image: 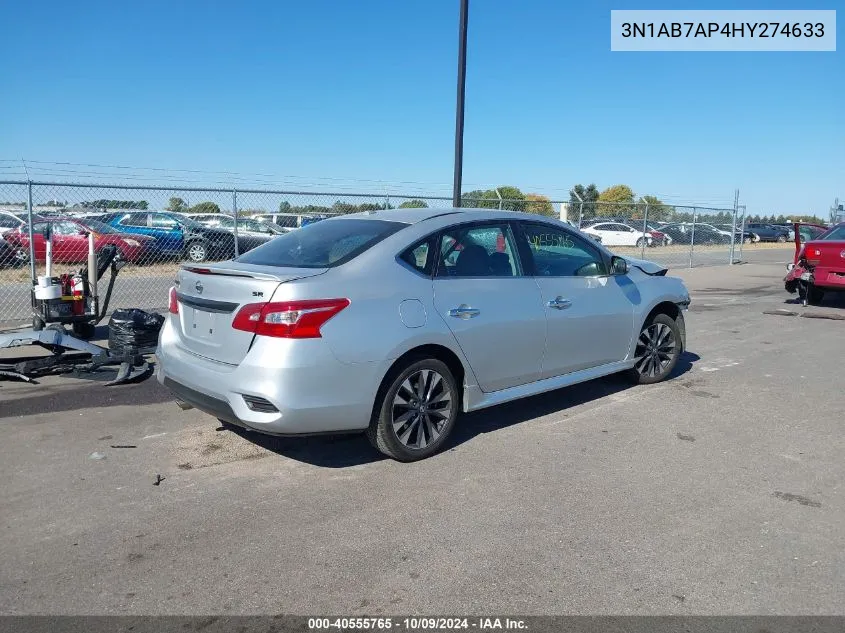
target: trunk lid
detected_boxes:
[173,262,328,365]
[805,240,845,268]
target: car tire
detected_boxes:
[743,236,751,244]
[367,358,459,462]
[186,241,208,262]
[32,315,45,331]
[776,235,787,243]
[628,313,681,385]
[636,237,646,248]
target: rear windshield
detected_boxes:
[82,219,121,234]
[236,218,406,268]
[816,225,845,240]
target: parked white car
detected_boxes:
[582,222,653,247]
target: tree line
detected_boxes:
[28,193,826,227]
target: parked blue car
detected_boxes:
[97,211,236,262]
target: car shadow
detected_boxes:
[784,294,845,309]
[234,351,700,469]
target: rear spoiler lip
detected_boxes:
[180,264,327,282]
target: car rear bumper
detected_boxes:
[155,319,387,435]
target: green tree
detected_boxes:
[398,199,429,209]
[278,201,292,213]
[189,201,221,214]
[637,195,674,222]
[165,197,189,213]
[597,185,635,218]
[569,184,600,220]
[524,193,554,217]
[462,186,526,212]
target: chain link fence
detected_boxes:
[1,181,787,329]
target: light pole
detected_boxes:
[452,0,469,207]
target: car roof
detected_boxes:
[337,206,567,225]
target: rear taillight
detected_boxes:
[169,287,179,314]
[232,298,350,339]
[806,248,822,265]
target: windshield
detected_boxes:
[81,219,121,234]
[237,218,406,268]
[166,214,203,229]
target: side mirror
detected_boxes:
[610,256,628,275]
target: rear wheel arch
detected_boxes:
[372,344,467,417]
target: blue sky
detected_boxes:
[1,0,842,215]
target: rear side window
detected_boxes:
[120,213,148,228]
[237,218,406,268]
[399,238,434,276]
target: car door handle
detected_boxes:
[547,297,572,310]
[448,305,480,319]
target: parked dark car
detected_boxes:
[185,214,284,253]
[97,211,236,262]
[714,224,756,244]
[659,223,732,245]
[745,223,790,243]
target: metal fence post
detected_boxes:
[729,204,738,264]
[385,194,390,209]
[688,208,697,268]
[640,203,649,259]
[27,181,36,285]
[232,190,239,258]
[495,188,503,210]
[737,206,747,261]
[577,202,584,228]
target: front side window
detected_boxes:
[52,221,82,236]
[520,222,607,277]
[436,223,520,278]
[237,218,406,268]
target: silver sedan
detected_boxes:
[157,208,691,461]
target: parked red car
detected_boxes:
[4,217,157,264]
[784,222,844,305]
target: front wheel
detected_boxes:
[776,235,787,243]
[636,237,646,248]
[186,241,208,262]
[743,236,751,244]
[367,358,459,462]
[628,313,681,385]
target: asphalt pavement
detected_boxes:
[0,260,843,615]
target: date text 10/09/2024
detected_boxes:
[308,617,528,630]
[621,22,825,39]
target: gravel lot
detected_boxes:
[0,260,843,615]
